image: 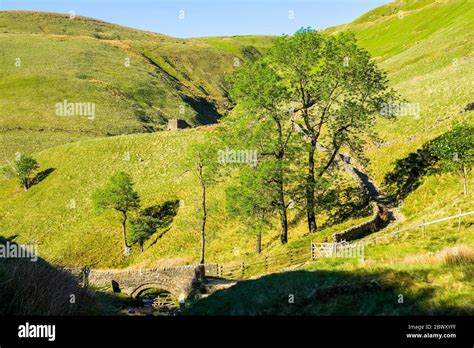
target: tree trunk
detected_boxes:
[279,205,288,244]
[274,120,289,245]
[256,230,262,254]
[306,139,317,234]
[22,178,28,191]
[121,211,129,249]
[198,162,206,265]
[462,165,468,197]
[275,160,289,244]
[277,175,288,244]
[139,241,144,253]
[197,161,207,282]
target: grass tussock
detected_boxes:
[438,245,474,266]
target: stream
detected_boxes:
[117,291,182,316]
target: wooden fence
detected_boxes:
[311,241,364,260]
[67,209,472,282]
[352,209,474,247]
[204,245,312,279]
[205,209,473,280]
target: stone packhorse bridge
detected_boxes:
[67,265,203,300]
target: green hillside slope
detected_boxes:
[0,0,473,273]
[0,11,274,161]
[0,127,361,268]
[331,0,473,222]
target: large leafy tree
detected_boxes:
[269,28,396,234]
[93,171,140,256]
[225,60,295,244]
[428,123,474,197]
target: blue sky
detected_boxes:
[1,0,391,38]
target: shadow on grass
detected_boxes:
[182,95,221,125]
[382,124,473,203]
[383,147,436,203]
[32,167,55,186]
[326,186,372,225]
[186,267,471,316]
[145,199,180,247]
[0,236,107,315]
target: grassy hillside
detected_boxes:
[330,0,474,222]
[0,126,361,268]
[187,193,474,315]
[0,11,274,161]
[187,244,474,315]
[0,0,473,275]
[0,129,220,267]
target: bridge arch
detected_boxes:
[129,282,186,300]
[67,265,202,301]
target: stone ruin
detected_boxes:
[167,119,191,131]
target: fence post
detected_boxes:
[264,256,268,272]
[241,262,245,278]
[421,220,425,238]
[458,208,462,232]
[289,250,293,264]
[82,266,90,288]
[311,241,315,261]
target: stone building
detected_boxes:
[167,119,190,131]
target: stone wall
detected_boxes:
[333,202,390,242]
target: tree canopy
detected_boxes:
[9,153,39,191]
[93,171,140,255]
[224,28,397,243]
[428,123,474,197]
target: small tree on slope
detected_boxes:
[7,153,39,191]
[429,123,474,197]
[93,171,140,256]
